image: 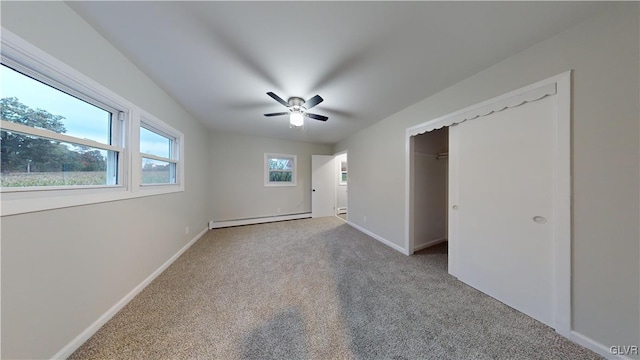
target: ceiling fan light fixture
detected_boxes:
[290,110,304,127]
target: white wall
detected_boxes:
[413,129,448,249]
[0,2,212,359]
[335,153,348,210]
[209,131,332,221]
[336,3,639,354]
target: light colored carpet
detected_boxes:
[70,217,601,359]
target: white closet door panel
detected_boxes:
[455,96,555,327]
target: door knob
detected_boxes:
[452,205,459,210]
[533,216,547,224]
[312,189,316,192]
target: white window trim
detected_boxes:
[0,120,123,157]
[264,153,297,187]
[0,28,184,217]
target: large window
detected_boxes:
[0,63,123,189]
[265,153,296,186]
[0,29,184,216]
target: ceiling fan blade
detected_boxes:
[306,113,328,121]
[266,92,290,107]
[304,95,323,110]
[264,112,289,117]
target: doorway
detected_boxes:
[311,152,348,219]
[410,128,448,252]
[335,152,348,221]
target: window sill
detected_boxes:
[1,184,184,216]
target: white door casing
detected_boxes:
[312,155,336,217]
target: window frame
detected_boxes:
[0,28,184,216]
[137,115,184,189]
[264,153,297,187]
[1,50,126,193]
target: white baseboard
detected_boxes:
[568,330,635,360]
[210,213,311,229]
[347,221,408,255]
[413,237,447,252]
[51,227,208,359]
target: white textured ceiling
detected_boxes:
[69,1,608,144]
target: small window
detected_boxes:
[339,160,348,185]
[139,120,181,186]
[265,153,296,186]
[0,64,122,189]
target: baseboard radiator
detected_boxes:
[209,213,312,229]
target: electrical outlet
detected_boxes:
[185,226,189,235]
[276,208,281,214]
[363,215,367,223]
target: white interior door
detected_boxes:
[451,96,556,327]
[312,155,335,217]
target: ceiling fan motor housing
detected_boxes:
[288,97,306,107]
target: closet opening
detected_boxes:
[409,127,448,254]
[404,73,571,333]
